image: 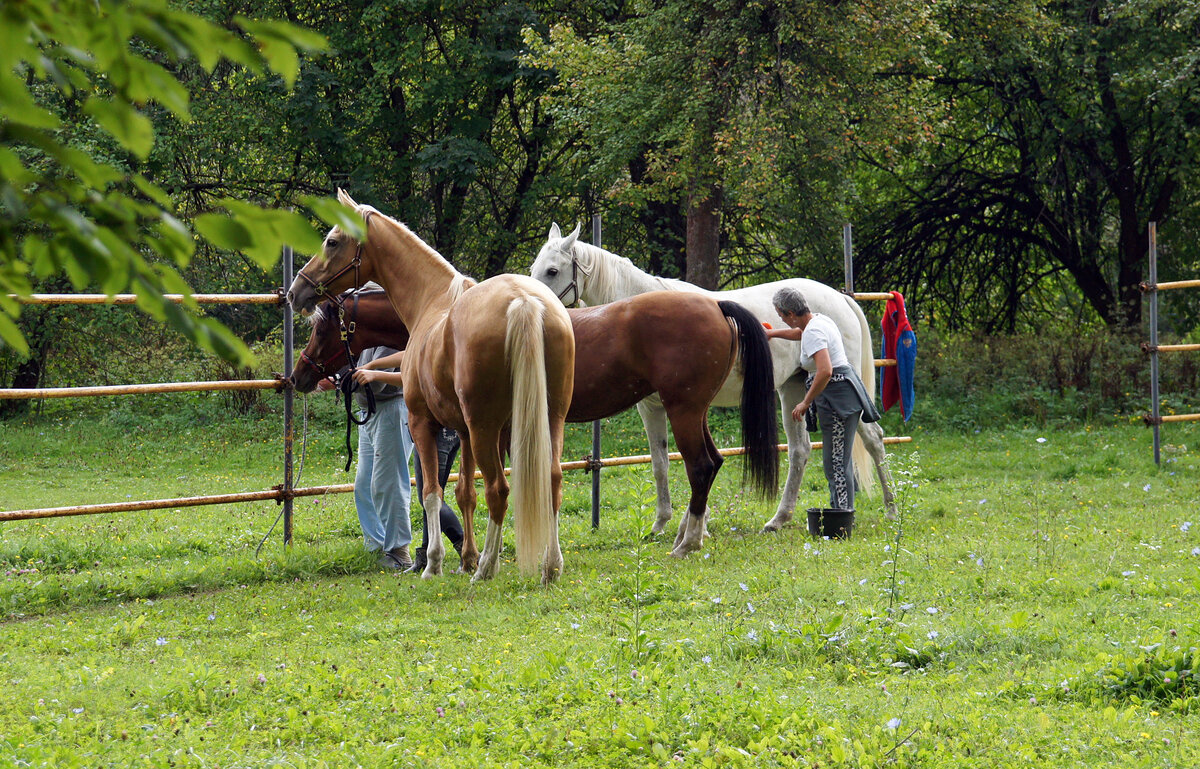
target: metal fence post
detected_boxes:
[282,246,295,543]
[1148,223,1161,466]
[590,214,603,529]
[843,223,854,295]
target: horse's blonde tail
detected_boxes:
[849,295,877,497]
[505,294,554,575]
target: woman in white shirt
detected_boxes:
[766,287,880,512]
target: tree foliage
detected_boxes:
[524,0,942,288]
[856,0,1200,331]
[0,0,330,361]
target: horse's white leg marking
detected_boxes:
[763,376,811,532]
[421,490,445,579]
[542,526,563,585]
[857,420,898,520]
[670,513,705,557]
[636,397,674,534]
[472,520,504,582]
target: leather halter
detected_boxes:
[295,211,375,303]
[554,245,591,306]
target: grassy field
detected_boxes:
[1,400,1198,767]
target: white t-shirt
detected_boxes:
[799,314,850,372]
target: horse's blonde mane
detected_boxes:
[369,209,462,277]
[449,274,477,300]
[573,241,680,305]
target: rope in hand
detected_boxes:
[339,368,375,472]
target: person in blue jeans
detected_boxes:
[355,354,466,574]
[350,345,414,570]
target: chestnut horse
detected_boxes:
[293,287,778,557]
[288,190,574,584]
[532,223,900,532]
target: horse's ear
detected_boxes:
[548,222,561,240]
[561,222,582,250]
[337,188,358,210]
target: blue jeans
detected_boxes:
[353,396,413,552]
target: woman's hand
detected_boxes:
[792,400,811,422]
[353,368,382,386]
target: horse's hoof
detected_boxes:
[649,521,668,536]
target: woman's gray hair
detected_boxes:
[773,287,809,316]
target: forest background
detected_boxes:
[2,0,1199,422]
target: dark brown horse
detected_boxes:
[293,286,778,557]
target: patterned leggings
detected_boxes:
[815,403,860,511]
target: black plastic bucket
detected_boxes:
[806,508,855,539]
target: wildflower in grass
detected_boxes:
[1122,571,1135,576]
[435,707,445,717]
[570,622,580,630]
[701,656,712,664]
[1192,547,1200,556]
[859,578,868,586]
[746,602,755,614]
[1143,484,1152,492]
[1036,437,1046,443]
[739,583,748,592]
[1181,521,1191,533]
[927,631,939,640]
[747,629,759,641]
[926,607,938,614]
[155,637,167,646]
[886,717,901,730]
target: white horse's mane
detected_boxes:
[572,241,681,305]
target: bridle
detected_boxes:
[295,210,376,305]
[552,245,591,306]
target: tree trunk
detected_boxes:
[686,183,722,289]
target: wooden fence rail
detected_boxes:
[1,437,912,522]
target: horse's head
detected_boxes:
[531,222,587,306]
[291,295,350,393]
[286,189,378,315]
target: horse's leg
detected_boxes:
[453,434,480,574]
[542,417,566,584]
[470,428,509,583]
[762,376,811,532]
[857,420,899,520]
[407,413,446,579]
[636,396,674,535]
[667,407,722,558]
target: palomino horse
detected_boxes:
[292,287,779,557]
[288,191,574,584]
[531,224,899,532]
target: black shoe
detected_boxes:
[406,548,427,575]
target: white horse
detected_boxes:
[530,223,898,533]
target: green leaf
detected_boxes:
[303,196,366,240]
[126,57,191,118]
[0,309,30,356]
[195,214,254,252]
[0,71,62,130]
[83,98,154,159]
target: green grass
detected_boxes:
[1,403,1198,767]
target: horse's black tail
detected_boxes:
[719,300,779,497]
